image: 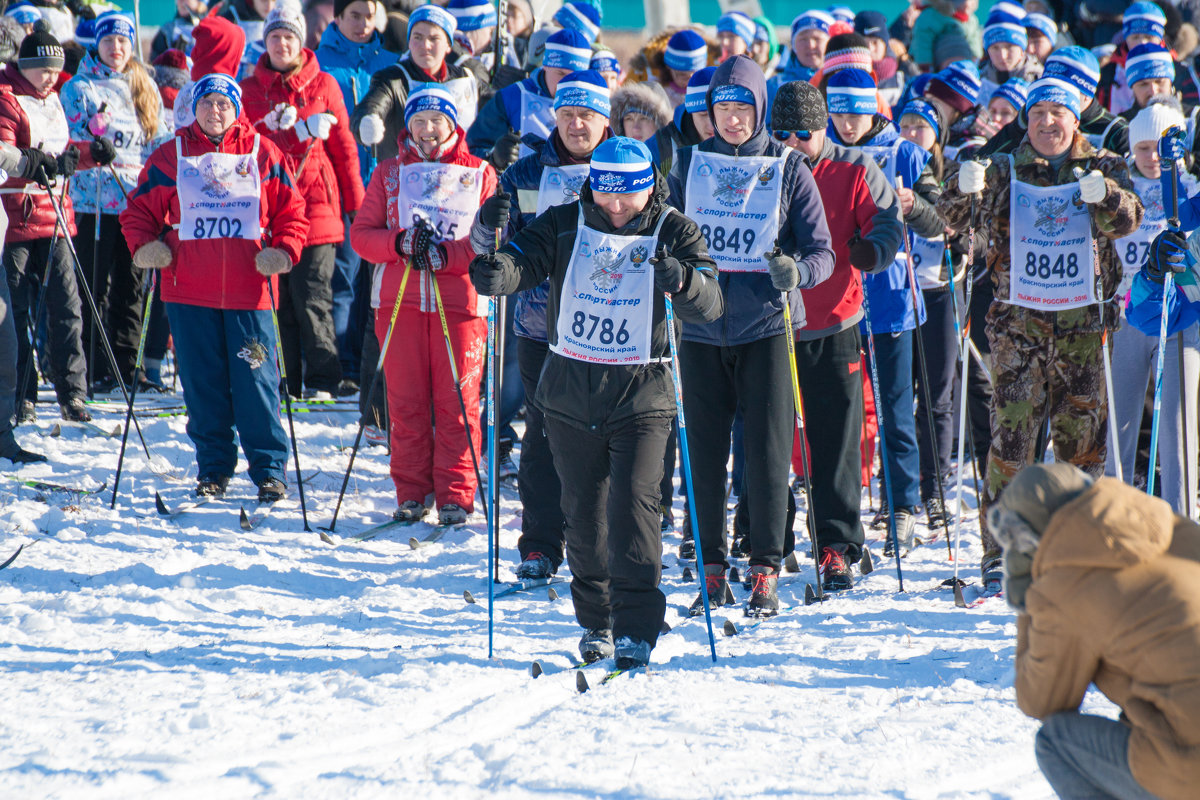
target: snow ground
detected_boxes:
[0,395,1117,799]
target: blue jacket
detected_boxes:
[1127,270,1200,336]
[841,120,931,335]
[765,55,817,127]
[668,55,836,347]
[315,23,398,184]
[467,71,552,158]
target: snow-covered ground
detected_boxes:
[0,394,1116,798]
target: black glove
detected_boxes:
[19,147,56,187]
[410,220,439,271]
[1147,228,1189,283]
[55,146,79,180]
[489,129,522,172]
[651,244,684,294]
[479,190,511,231]
[471,251,506,296]
[89,136,116,166]
[847,235,877,271]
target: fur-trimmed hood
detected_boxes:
[610,81,673,136]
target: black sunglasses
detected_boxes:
[772,130,813,141]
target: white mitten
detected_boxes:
[359,114,385,145]
[958,159,987,194]
[297,112,336,142]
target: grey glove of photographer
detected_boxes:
[1003,549,1035,612]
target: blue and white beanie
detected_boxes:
[685,66,716,114]
[665,29,708,72]
[1025,76,1081,120]
[983,10,1027,50]
[4,3,41,26]
[900,98,941,138]
[991,1,1026,19]
[827,5,855,24]
[1123,1,1167,41]
[791,10,834,39]
[553,70,611,118]
[542,28,592,71]
[589,136,655,194]
[553,1,602,44]
[192,73,243,118]
[938,60,983,105]
[827,68,878,116]
[405,82,458,129]
[1043,46,1100,100]
[407,3,457,42]
[717,11,757,49]
[446,0,497,32]
[1023,13,1057,42]
[74,16,96,47]
[95,11,136,43]
[990,77,1030,113]
[1125,42,1175,86]
[590,49,620,75]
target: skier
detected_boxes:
[1096,2,1198,115]
[172,16,247,130]
[646,66,715,176]
[937,77,1143,590]
[668,56,835,616]
[714,11,757,61]
[351,84,497,527]
[469,136,723,669]
[241,0,363,400]
[120,73,309,501]
[990,462,1200,800]
[656,29,708,110]
[468,69,613,580]
[975,8,1042,100]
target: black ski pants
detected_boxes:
[679,334,793,570]
[515,336,564,567]
[76,212,142,384]
[546,414,670,647]
[279,243,341,397]
[916,288,957,501]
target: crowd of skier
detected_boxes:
[1,1,1199,794]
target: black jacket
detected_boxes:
[470,176,724,434]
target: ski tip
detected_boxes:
[530,660,543,679]
[953,583,968,608]
[722,619,738,637]
[154,491,170,516]
[49,423,62,438]
[660,619,672,634]
[728,566,740,584]
[804,583,819,606]
[0,544,24,570]
[408,537,420,550]
[239,507,252,531]
[724,583,736,604]
[318,530,335,545]
[860,547,875,575]
[110,424,123,438]
[575,670,590,694]
[463,590,476,604]
[547,587,559,601]
[682,566,693,582]
[784,552,800,573]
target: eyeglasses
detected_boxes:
[772,130,813,142]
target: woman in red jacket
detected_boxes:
[351,84,497,526]
[120,73,309,502]
[240,0,362,399]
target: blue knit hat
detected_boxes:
[685,66,717,114]
[1123,1,1166,41]
[590,49,620,74]
[990,77,1030,113]
[1025,77,1081,120]
[553,70,611,117]
[446,0,497,32]
[1023,13,1057,42]
[554,1,602,43]
[407,3,457,42]
[1043,46,1100,100]
[4,3,40,26]
[983,10,1028,50]
[827,68,878,115]
[665,30,708,72]
[74,16,96,47]
[95,11,136,44]
[717,11,757,49]
[542,28,592,71]
[589,136,655,194]
[791,10,834,39]
[710,83,755,107]
[405,83,458,129]
[827,5,855,24]
[929,60,982,110]
[1126,42,1175,86]
[192,73,243,118]
[900,98,941,138]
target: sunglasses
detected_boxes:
[772,130,813,142]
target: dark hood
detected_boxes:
[706,54,769,155]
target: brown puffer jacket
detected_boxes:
[1015,477,1200,800]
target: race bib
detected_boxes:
[443,75,479,132]
[15,94,68,155]
[910,235,947,290]
[1113,174,1167,302]
[177,136,263,242]
[533,164,588,216]
[517,85,554,159]
[394,161,484,243]
[684,150,782,273]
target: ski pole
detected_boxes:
[781,294,824,603]
[664,292,717,662]
[896,175,952,547]
[88,186,99,397]
[111,268,157,508]
[492,295,505,583]
[1180,328,1192,519]
[948,193,978,598]
[326,263,412,532]
[1150,157,1183,498]
[485,293,498,658]
[266,277,314,536]
[861,285,905,591]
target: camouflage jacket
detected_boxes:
[937,134,1143,335]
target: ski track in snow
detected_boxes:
[0,400,1118,798]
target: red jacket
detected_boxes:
[351,129,496,318]
[240,49,362,247]
[0,66,78,242]
[120,117,309,310]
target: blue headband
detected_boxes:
[710,84,755,107]
[589,136,655,194]
[405,82,458,129]
[407,4,457,42]
[554,70,611,118]
[665,30,708,72]
[1025,77,1080,120]
[685,66,716,114]
[717,12,757,49]
[192,73,243,118]
[827,68,878,116]
[95,12,136,43]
